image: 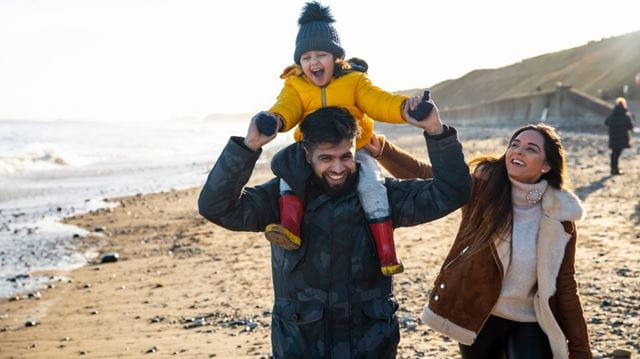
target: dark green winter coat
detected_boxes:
[198,127,472,358]
[605,105,634,149]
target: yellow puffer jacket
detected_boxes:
[269,65,408,149]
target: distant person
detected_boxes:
[252,1,431,276]
[198,106,471,357]
[605,97,634,175]
[376,124,592,358]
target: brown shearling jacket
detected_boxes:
[374,138,591,358]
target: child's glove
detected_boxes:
[408,90,434,122]
[256,112,280,136]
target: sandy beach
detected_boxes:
[1,124,639,358]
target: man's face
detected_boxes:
[305,139,356,192]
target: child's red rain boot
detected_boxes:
[265,193,303,250]
[369,220,404,276]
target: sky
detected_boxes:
[1,0,639,122]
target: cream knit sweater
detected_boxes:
[491,178,549,322]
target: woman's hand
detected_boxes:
[364,134,385,158]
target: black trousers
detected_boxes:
[611,148,623,174]
[459,315,552,359]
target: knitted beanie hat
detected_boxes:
[294,2,345,65]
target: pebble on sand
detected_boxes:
[100,253,119,263]
[612,349,631,358]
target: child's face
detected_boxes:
[300,50,334,87]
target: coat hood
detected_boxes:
[271,142,313,199]
[612,104,627,116]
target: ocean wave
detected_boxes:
[0,147,72,175]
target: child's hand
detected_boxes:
[244,112,279,151]
[403,96,423,119]
[405,91,434,122]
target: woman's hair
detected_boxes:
[458,123,566,247]
[615,97,628,109]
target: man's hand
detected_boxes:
[255,111,284,136]
[244,112,279,151]
[403,97,444,136]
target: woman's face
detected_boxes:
[505,130,551,183]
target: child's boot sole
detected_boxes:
[381,262,404,276]
[265,224,301,250]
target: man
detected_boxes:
[198,103,471,358]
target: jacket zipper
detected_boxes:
[442,245,469,271]
[321,87,326,108]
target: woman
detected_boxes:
[605,97,634,175]
[372,124,591,358]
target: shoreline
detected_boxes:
[1,127,639,357]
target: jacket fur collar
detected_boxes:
[540,186,584,222]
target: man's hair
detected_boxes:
[300,107,361,151]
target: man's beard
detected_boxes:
[312,171,357,197]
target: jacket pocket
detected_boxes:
[360,297,398,321]
[272,299,325,358]
[352,297,400,357]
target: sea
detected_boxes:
[0,117,289,298]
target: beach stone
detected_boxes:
[246,321,258,331]
[405,321,418,331]
[100,253,119,263]
[7,274,30,282]
[612,349,631,358]
[25,320,38,327]
[150,315,166,323]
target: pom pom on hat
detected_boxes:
[294,1,345,64]
[298,1,335,25]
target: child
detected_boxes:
[258,1,428,276]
